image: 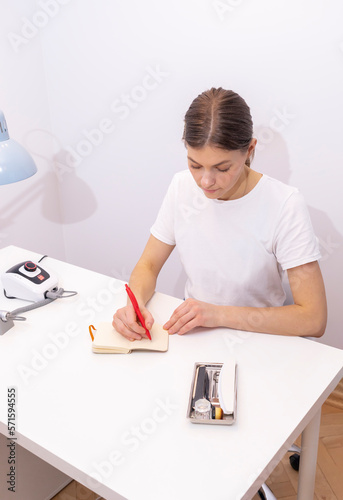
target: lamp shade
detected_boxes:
[0,110,37,185]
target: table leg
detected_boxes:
[297,408,321,500]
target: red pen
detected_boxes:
[125,284,152,340]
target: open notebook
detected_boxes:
[92,322,169,354]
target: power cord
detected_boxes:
[3,296,57,321]
[45,288,78,299]
[38,254,48,263]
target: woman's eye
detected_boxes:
[217,167,230,172]
[190,164,201,170]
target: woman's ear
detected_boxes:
[248,138,257,156]
[245,138,257,166]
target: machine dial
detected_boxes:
[24,261,37,272]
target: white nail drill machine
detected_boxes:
[0,258,77,335]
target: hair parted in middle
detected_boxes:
[183,88,254,166]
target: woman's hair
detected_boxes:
[183,87,254,166]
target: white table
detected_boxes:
[1,245,343,500]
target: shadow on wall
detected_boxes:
[0,167,97,227]
[19,127,98,225]
[254,126,342,348]
[50,148,98,224]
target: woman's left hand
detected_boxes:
[163,298,220,335]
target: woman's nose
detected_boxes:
[201,172,215,188]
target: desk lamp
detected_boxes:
[0,109,37,185]
[0,109,38,334]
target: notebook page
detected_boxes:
[93,322,169,352]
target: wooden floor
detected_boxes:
[53,402,343,500]
[253,402,343,500]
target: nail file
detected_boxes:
[218,358,237,415]
[192,365,207,408]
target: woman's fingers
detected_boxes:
[112,306,146,340]
[164,299,218,335]
[112,304,155,341]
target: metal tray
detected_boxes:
[187,362,237,425]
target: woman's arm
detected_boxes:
[128,234,175,306]
[112,235,175,340]
[164,261,327,337]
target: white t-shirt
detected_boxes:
[150,170,321,307]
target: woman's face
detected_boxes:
[186,143,255,201]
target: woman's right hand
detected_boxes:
[112,303,154,341]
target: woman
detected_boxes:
[112,88,327,340]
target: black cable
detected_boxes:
[38,254,48,263]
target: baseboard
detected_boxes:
[326,378,343,410]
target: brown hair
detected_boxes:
[183,87,254,166]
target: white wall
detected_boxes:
[0,1,66,260]
[1,0,342,348]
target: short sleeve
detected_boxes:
[273,191,321,270]
[150,176,177,245]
